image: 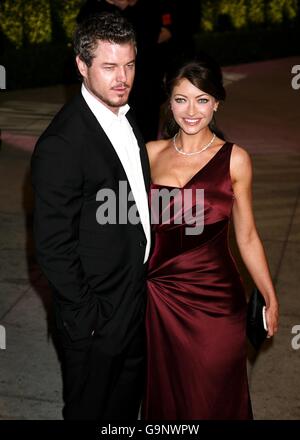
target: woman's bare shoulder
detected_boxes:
[231,143,252,166]
[230,143,252,181]
[146,139,170,158]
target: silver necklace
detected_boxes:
[173,132,216,156]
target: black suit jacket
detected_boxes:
[31,93,150,351]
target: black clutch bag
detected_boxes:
[246,286,268,350]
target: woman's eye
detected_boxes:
[174,98,185,103]
[199,98,209,103]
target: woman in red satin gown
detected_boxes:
[142,57,279,420]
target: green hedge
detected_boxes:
[1,0,298,49]
[0,0,299,90]
[201,0,298,31]
[0,0,84,48]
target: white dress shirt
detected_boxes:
[81,84,151,263]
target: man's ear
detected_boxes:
[76,55,87,79]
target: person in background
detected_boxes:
[156,1,203,132]
[125,0,162,141]
[77,0,129,22]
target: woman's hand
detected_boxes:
[265,300,279,338]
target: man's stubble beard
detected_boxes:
[92,87,131,110]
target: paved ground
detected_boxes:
[0,56,299,420]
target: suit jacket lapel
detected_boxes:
[78,94,128,180]
[77,95,150,235]
[78,95,150,192]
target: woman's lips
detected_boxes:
[183,118,202,125]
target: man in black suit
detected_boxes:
[31,12,151,420]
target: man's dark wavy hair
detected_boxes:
[74,12,136,67]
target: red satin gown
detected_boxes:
[143,142,253,420]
